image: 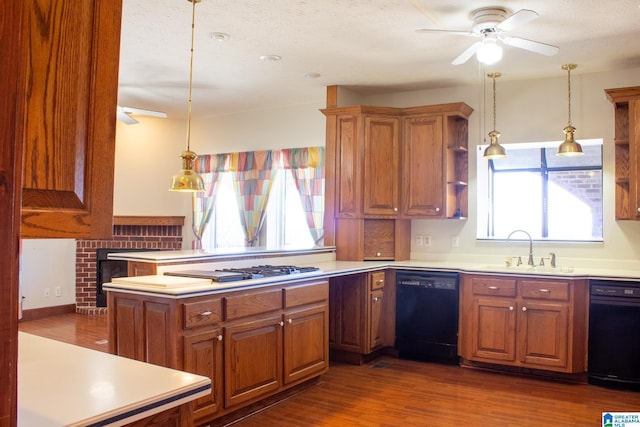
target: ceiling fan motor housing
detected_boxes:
[471,7,508,33]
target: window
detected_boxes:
[477,139,603,241]
[201,170,314,249]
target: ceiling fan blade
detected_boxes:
[451,41,481,65]
[119,106,168,119]
[117,110,139,125]
[501,36,559,56]
[416,28,477,37]
[496,9,538,32]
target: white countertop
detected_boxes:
[18,333,211,427]
[107,246,336,263]
[103,259,640,299]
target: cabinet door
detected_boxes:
[368,289,385,351]
[471,297,517,362]
[329,275,366,352]
[183,329,223,420]
[364,115,400,216]
[21,0,121,238]
[224,315,283,408]
[402,114,444,217]
[283,304,329,385]
[518,301,569,369]
[335,114,363,218]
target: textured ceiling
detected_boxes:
[117,0,640,119]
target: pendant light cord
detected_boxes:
[186,0,197,152]
[492,74,496,131]
[566,66,572,127]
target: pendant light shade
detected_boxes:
[483,72,507,159]
[557,64,583,156]
[170,0,205,192]
[170,150,204,192]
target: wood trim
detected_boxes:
[326,85,338,108]
[1,0,25,423]
[20,304,76,322]
[113,216,185,226]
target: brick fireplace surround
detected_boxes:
[75,216,184,314]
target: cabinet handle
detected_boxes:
[487,286,499,290]
[376,252,381,257]
[393,207,398,212]
[522,306,527,312]
[279,321,284,327]
[200,311,213,317]
[372,297,379,302]
[637,207,640,213]
[509,306,514,311]
[538,289,550,293]
[435,207,440,213]
[217,335,223,341]
[287,318,292,324]
[376,279,384,284]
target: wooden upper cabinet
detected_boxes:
[334,113,363,218]
[401,103,472,219]
[402,114,444,217]
[20,0,122,238]
[605,86,640,220]
[364,115,400,216]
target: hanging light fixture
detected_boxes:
[476,33,503,65]
[557,63,583,156]
[170,0,205,192]
[483,72,507,159]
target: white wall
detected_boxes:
[20,239,76,311]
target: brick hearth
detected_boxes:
[75,216,184,314]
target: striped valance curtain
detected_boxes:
[192,147,325,248]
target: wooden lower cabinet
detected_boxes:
[108,279,328,425]
[329,271,389,363]
[460,274,587,373]
[183,328,223,420]
[224,315,283,408]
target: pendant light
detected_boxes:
[557,63,583,156]
[483,72,507,159]
[170,0,205,192]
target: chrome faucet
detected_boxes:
[507,229,534,266]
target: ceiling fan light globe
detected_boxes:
[477,40,503,65]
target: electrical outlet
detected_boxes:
[415,235,424,246]
[451,236,459,248]
[44,287,50,297]
[55,286,62,297]
[424,235,432,247]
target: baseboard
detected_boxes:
[20,304,76,321]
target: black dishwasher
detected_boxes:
[395,270,459,364]
[588,279,640,391]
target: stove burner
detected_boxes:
[219,265,319,279]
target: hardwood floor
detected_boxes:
[19,313,640,426]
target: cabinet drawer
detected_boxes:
[472,277,516,297]
[520,280,569,301]
[369,272,385,290]
[225,288,283,320]
[284,281,328,308]
[183,298,222,330]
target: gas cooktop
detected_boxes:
[164,265,320,283]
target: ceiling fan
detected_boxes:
[117,105,168,125]
[416,7,559,65]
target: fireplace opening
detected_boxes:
[96,248,160,307]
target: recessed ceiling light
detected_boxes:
[260,55,282,62]
[208,32,230,42]
[304,72,321,79]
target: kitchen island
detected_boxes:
[18,333,211,427]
